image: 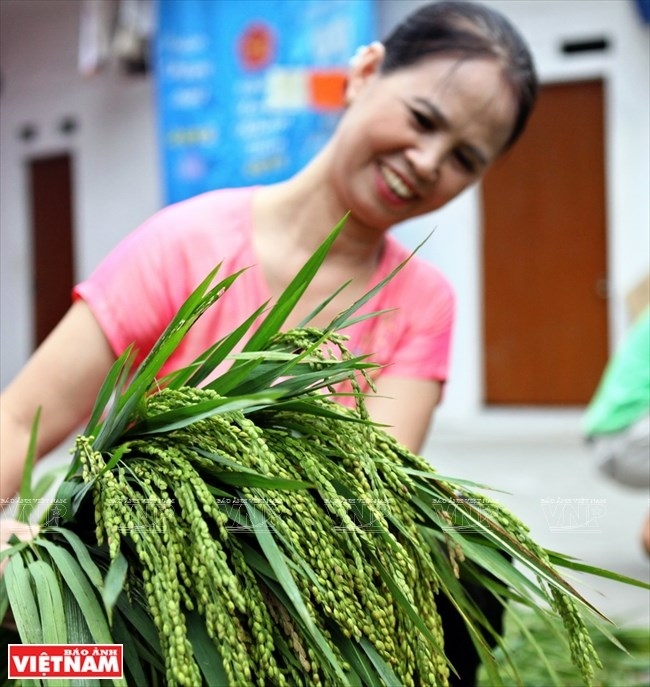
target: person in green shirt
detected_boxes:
[583,307,650,553]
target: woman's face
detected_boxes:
[331,49,518,230]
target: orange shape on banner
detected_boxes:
[308,70,348,110]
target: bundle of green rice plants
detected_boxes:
[2,219,648,686]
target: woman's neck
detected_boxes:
[253,149,385,270]
[250,149,389,325]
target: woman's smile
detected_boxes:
[376,162,417,204]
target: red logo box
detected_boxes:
[8,644,123,679]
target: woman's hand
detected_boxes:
[0,517,39,575]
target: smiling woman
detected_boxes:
[330,54,518,221]
[1,2,538,684]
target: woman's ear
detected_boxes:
[345,41,385,105]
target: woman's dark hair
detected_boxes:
[381,1,538,151]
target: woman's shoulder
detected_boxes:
[123,186,258,259]
[153,186,257,230]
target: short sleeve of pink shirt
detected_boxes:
[74,187,455,390]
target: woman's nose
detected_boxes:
[406,138,445,183]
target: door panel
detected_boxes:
[482,80,608,405]
[28,153,75,347]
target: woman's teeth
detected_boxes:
[381,165,414,200]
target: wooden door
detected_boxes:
[28,153,76,347]
[481,80,609,405]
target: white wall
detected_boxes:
[0,0,160,389]
[1,0,648,426]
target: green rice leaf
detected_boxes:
[422,536,506,686]
[31,465,66,502]
[0,574,9,622]
[61,584,106,687]
[331,628,380,686]
[102,552,128,619]
[206,483,236,500]
[358,637,403,686]
[252,516,326,593]
[265,360,377,398]
[414,495,544,607]
[95,266,245,450]
[70,480,99,519]
[587,618,629,654]
[35,539,114,645]
[412,480,604,618]
[111,609,149,686]
[422,543,510,687]
[124,265,232,393]
[326,232,430,332]
[124,392,282,437]
[181,302,269,389]
[98,442,132,477]
[546,550,650,590]
[115,591,163,662]
[226,331,338,397]
[186,610,229,687]
[297,279,352,328]
[205,356,265,395]
[447,533,550,606]
[240,215,346,353]
[331,308,397,330]
[259,398,372,424]
[49,527,104,591]
[194,448,262,472]
[237,540,276,579]
[0,540,30,565]
[28,558,68,645]
[397,466,503,493]
[83,346,136,439]
[4,553,42,644]
[47,478,82,523]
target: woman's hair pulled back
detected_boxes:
[381,1,538,150]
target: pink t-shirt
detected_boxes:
[74,187,455,405]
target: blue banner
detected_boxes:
[633,0,650,23]
[155,0,375,205]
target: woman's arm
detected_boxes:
[365,376,442,454]
[0,300,116,501]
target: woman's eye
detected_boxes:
[455,150,478,174]
[411,109,434,130]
